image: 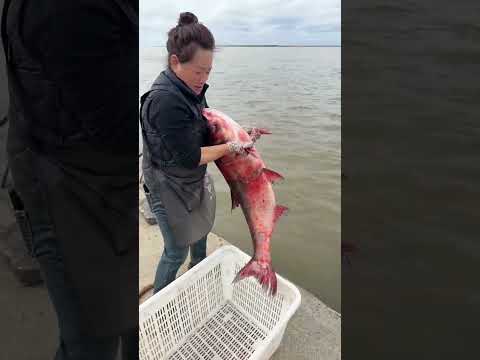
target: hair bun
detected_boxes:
[178,12,198,26]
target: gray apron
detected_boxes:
[140,89,216,248]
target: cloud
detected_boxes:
[140,0,340,47]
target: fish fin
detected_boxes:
[246,127,272,135]
[230,189,240,211]
[247,127,272,142]
[233,259,278,296]
[274,205,288,223]
[263,168,284,184]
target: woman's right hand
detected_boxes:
[226,141,254,156]
[199,141,253,166]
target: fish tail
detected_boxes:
[233,259,278,296]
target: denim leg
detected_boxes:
[29,222,122,360]
[144,185,189,294]
[10,163,121,360]
[188,235,207,269]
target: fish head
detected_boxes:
[202,108,238,145]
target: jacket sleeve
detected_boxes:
[145,91,201,169]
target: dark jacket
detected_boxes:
[4,0,138,156]
[2,0,138,336]
[141,68,209,170]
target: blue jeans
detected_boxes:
[144,185,207,294]
[10,155,137,360]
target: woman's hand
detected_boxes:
[227,141,254,156]
[199,141,253,166]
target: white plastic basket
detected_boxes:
[139,245,301,360]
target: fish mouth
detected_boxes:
[202,108,212,117]
[205,117,217,132]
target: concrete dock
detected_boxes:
[139,195,341,360]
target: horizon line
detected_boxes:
[142,44,340,48]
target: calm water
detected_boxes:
[140,47,341,311]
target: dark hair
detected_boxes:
[166,12,215,67]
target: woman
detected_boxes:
[140,12,252,294]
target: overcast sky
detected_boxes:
[140,0,340,47]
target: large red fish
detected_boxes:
[202,108,288,296]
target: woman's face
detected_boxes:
[170,48,213,95]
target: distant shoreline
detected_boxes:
[142,45,340,48]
